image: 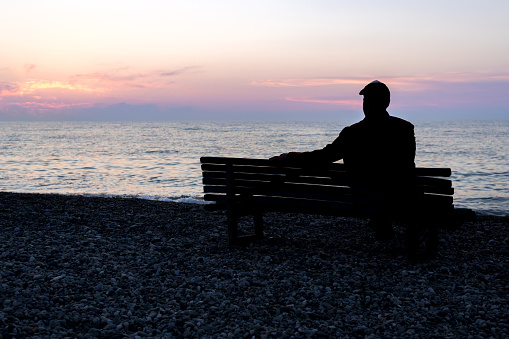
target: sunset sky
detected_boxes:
[1,0,508,120]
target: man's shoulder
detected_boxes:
[389,116,414,129]
[346,120,366,130]
[347,115,413,128]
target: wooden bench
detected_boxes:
[200,157,475,251]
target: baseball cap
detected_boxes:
[359,80,390,96]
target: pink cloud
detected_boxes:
[71,66,198,89]
[0,79,102,115]
[286,97,361,109]
[2,100,93,117]
[13,101,92,110]
[160,66,197,77]
[253,72,509,110]
[252,78,368,87]
[24,64,37,73]
[0,82,19,94]
[253,72,509,89]
[0,65,199,116]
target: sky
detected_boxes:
[1,0,508,121]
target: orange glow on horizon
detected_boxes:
[0,79,103,115]
[15,80,104,96]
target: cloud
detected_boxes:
[252,78,368,87]
[0,82,19,94]
[1,80,102,97]
[160,66,197,77]
[72,69,148,84]
[11,101,92,111]
[24,64,36,73]
[0,79,103,116]
[72,66,198,89]
[0,100,94,119]
[0,65,198,113]
[253,72,509,89]
[252,72,509,111]
[286,97,361,109]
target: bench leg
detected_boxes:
[227,207,263,245]
[254,212,264,240]
[428,225,439,254]
[406,223,439,260]
[227,209,238,246]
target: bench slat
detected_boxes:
[204,182,352,195]
[415,167,451,177]
[204,194,453,213]
[201,156,344,170]
[416,176,452,188]
[417,186,454,195]
[201,157,452,178]
[203,173,351,187]
[204,177,453,198]
[204,185,359,204]
[203,168,452,189]
[205,180,454,196]
[201,164,347,178]
[203,175,453,194]
[204,188,453,207]
[203,170,348,182]
[204,185,453,205]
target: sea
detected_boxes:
[0,120,507,216]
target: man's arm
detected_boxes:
[270,127,348,164]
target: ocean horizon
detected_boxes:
[0,120,507,216]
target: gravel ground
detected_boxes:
[0,192,508,338]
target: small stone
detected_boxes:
[51,275,65,281]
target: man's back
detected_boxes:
[342,114,415,178]
[341,114,416,205]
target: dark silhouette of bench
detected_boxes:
[200,157,475,252]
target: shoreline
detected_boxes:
[3,190,508,217]
[1,192,508,337]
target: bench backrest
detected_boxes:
[201,157,454,216]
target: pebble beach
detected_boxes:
[0,192,508,338]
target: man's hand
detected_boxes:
[269,153,288,161]
[269,152,301,161]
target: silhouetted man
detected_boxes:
[271,80,416,239]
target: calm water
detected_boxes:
[0,120,507,216]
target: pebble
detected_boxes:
[0,192,507,338]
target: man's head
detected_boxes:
[359,80,390,116]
